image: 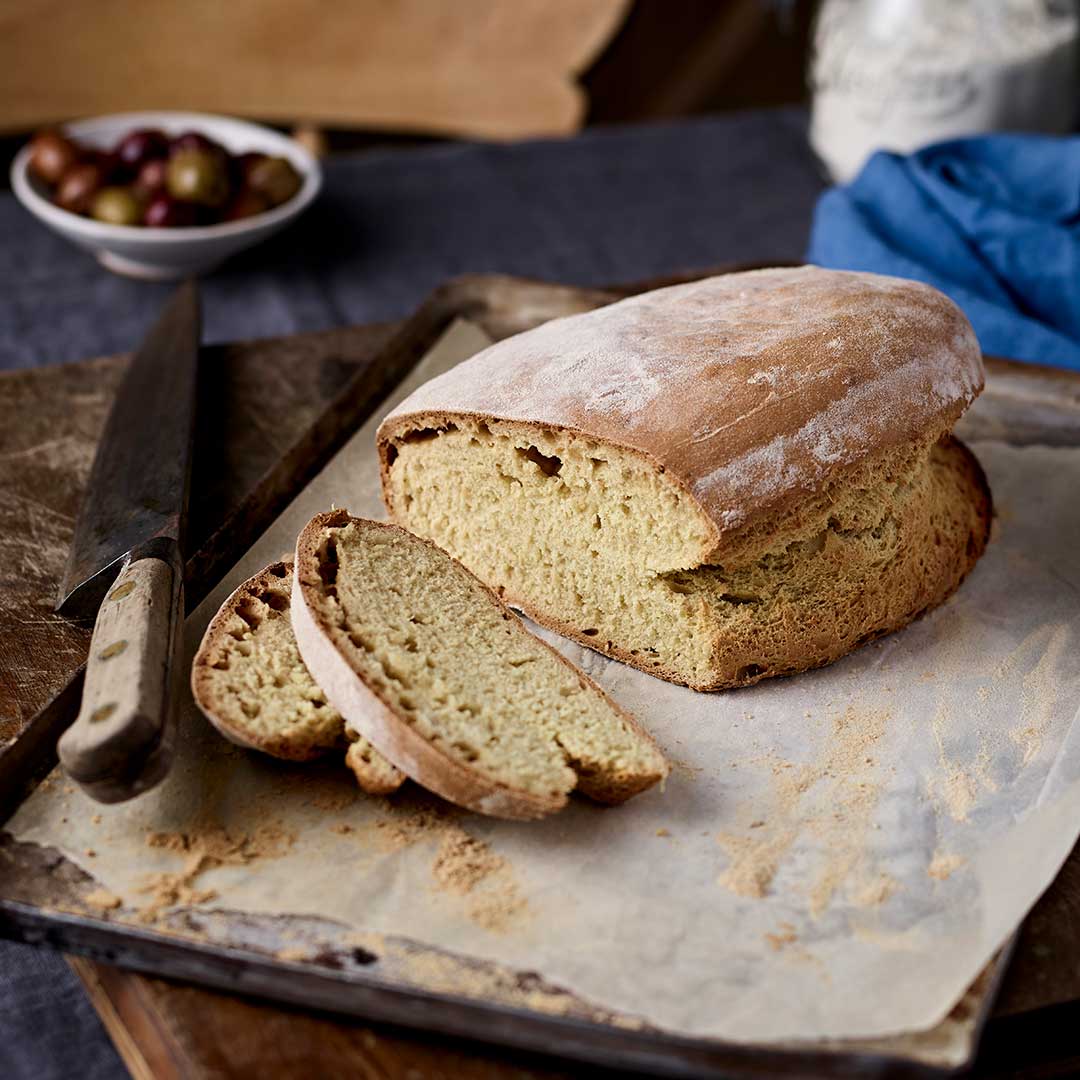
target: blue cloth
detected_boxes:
[807,134,1080,371]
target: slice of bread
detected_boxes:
[191,560,404,795]
[291,511,669,820]
[378,267,992,690]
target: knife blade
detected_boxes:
[56,280,200,803]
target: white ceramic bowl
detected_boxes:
[11,111,322,280]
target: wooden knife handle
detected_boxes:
[58,552,183,803]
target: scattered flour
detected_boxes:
[929,703,989,823]
[717,703,893,916]
[135,821,296,923]
[367,803,527,932]
[431,829,527,933]
[1006,623,1072,767]
[852,873,899,909]
[928,852,966,881]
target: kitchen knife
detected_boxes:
[56,281,200,803]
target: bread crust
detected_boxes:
[378,267,985,566]
[291,510,667,820]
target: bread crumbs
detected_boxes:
[717,703,891,914]
[431,827,527,933]
[135,820,295,923]
[764,922,798,950]
[83,889,122,911]
[928,852,966,880]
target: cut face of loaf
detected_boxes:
[290,511,669,820]
[190,561,404,796]
[378,267,992,690]
[384,426,989,688]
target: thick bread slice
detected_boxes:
[291,511,669,820]
[191,560,404,795]
[377,267,991,690]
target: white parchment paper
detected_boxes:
[11,320,1080,1043]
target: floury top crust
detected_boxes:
[378,267,984,566]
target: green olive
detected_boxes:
[166,148,228,206]
[246,156,302,207]
[224,187,270,222]
[90,186,143,226]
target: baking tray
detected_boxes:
[4,271,1080,1078]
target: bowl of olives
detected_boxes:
[11,111,321,280]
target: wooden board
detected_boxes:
[0,319,423,821]
[66,956,594,1080]
[3,272,1080,1078]
[0,0,628,139]
[0,272,611,809]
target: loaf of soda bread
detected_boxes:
[290,511,668,820]
[191,560,404,795]
[377,267,992,691]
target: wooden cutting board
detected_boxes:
[0,273,607,809]
[4,272,1080,1078]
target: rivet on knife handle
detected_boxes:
[58,553,183,803]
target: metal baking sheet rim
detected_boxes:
[0,884,1006,1080]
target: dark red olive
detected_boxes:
[133,157,168,197]
[143,194,198,228]
[194,204,226,226]
[28,129,81,186]
[92,149,127,185]
[55,161,106,214]
[115,128,169,171]
[223,188,270,222]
